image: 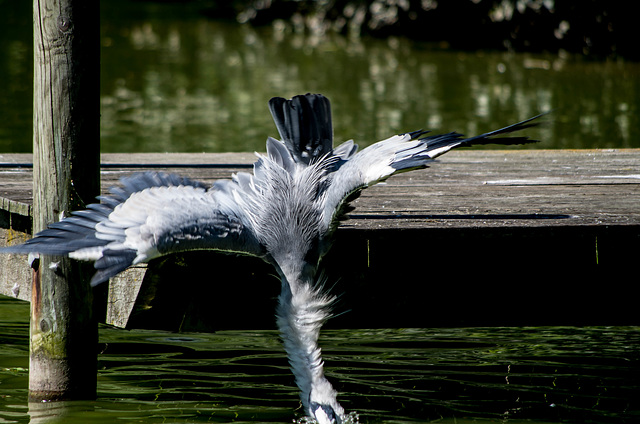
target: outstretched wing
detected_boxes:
[1,172,263,286]
[268,94,334,165]
[321,114,545,232]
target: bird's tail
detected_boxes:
[268,93,334,165]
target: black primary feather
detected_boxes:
[420,112,547,153]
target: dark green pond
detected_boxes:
[1,1,639,153]
[2,2,640,423]
[1,295,639,423]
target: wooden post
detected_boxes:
[30,0,100,401]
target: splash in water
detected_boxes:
[295,411,359,424]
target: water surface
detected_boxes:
[1,295,638,423]
[1,1,639,153]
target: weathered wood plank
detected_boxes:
[2,149,639,228]
[348,149,640,228]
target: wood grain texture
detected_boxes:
[3,149,638,229]
[28,0,99,401]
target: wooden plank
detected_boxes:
[0,154,33,210]
[106,265,147,328]
[2,149,639,228]
[347,149,640,229]
[0,229,31,301]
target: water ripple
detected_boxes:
[1,298,638,423]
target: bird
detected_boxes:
[1,93,543,424]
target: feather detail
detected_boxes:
[276,277,342,418]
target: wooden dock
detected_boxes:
[2,149,640,328]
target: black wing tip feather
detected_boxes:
[463,111,550,145]
[0,219,105,255]
[0,243,46,255]
[408,129,429,139]
[90,249,137,286]
[418,112,550,152]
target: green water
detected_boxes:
[1,295,639,423]
[1,1,639,153]
[2,3,640,420]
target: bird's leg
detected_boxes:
[276,278,345,424]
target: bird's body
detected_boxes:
[1,94,543,423]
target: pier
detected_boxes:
[2,149,639,329]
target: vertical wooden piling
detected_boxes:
[30,0,100,401]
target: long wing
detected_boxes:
[1,172,263,286]
[322,114,545,231]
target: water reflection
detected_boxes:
[1,1,638,153]
[100,12,631,152]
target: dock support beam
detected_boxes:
[30,0,100,401]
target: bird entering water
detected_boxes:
[1,93,543,423]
